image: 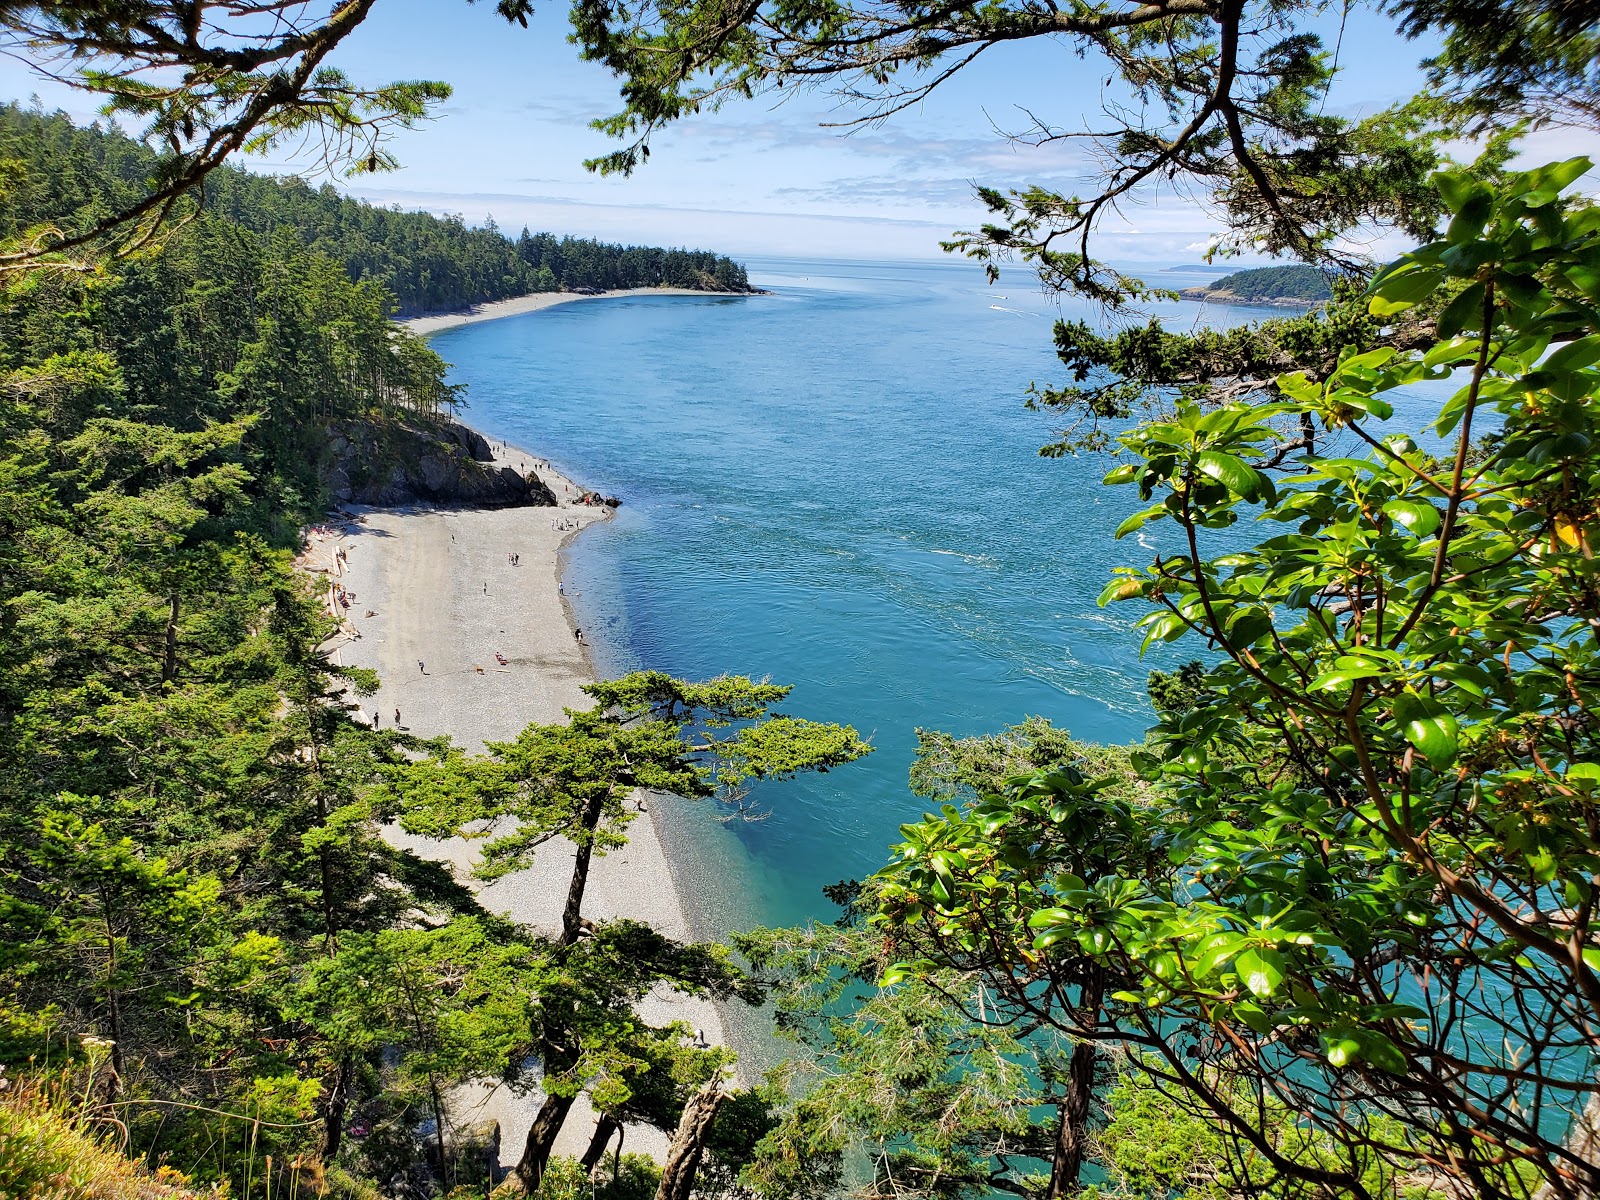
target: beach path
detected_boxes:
[310,450,733,1170]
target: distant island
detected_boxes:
[1179,264,1333,307]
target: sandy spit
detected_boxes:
[402,288,731,337]
[302,444,734,1170]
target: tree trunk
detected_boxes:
[514,1089,578,1193]
[1046,1040,1098,1200]
[162,592,179,684]
[559,794,606,946]
[429,1069,450,1186]
[319,1053,353,1161]
[580,1113,620,1174]
[655,1076,727,1200]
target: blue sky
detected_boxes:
[2,0,1595,262]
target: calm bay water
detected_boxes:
[428,258,1311,932]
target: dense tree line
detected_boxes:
[0,102,752,315]
[0,102,846,1198]
[1202,265,1333,301]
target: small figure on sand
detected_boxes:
[418,660,426,674]
[483,582,488,595]
[495,651,508,666]
[394,708,401,726]
[574,628,585,645]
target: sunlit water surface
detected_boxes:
[429,257,1451,944]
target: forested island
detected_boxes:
[1178,264,1334,306]
[0,103,754,315]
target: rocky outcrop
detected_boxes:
[321,417,557,508]
[1178,286,1325,308]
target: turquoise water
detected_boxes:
[427,258,1308,931]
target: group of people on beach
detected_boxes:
[305,505,601,738]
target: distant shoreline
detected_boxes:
[401,286,761,336]
[1178,286,1326,309]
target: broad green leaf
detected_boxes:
[1097,575,1146,606]
[1324,1034,1362,1068]
[1311,662,1384,690]
[1545,335,1600,372]
[1392,692,1460,769]
[1235,947,1285,997]
[1369,266,1445,315]
[1115,504,1166,539]
[1194,451,1265,501]
[1382,498,1442,536]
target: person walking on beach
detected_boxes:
[418,660,426,674]
[394,708,401,727]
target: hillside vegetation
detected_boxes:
[0,103,849,1198]
[0,103,752,314]
[1202,264,1333,301]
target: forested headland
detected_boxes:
[0,103,753,315]
[1178,264,1334,306]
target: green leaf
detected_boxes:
[1140,611,1188,648]
[1097,575,1146,606]
[1545,335,1600,372]
[1392,692,1460,769]
[1382,498,1441,536]
[1323,1034,1362,1068]
[1311,662,1385,690]
[1194,451,1265,501]
[1115,504,1166,539]
[1369,266,1445,315]
[1102,463,1138,485]
[1435,283,1485,339]
[1235,947,1285,997]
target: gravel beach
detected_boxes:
[303,445,733,1170]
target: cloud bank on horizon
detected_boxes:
[1,0,1593,266]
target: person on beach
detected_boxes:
[483,582,488,595]
[418,660,426,673]
[394,708,401,726]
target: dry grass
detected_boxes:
[0,1082,221,1200]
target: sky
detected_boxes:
[1,0,1596,262]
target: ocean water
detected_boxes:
[425,257,1406,934]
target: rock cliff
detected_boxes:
[321,418,557,508]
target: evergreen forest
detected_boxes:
[0,103,752,316]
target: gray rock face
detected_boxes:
[320,417,557,508]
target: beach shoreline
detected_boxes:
[300,435,738,1169]
[402,287,750,337]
